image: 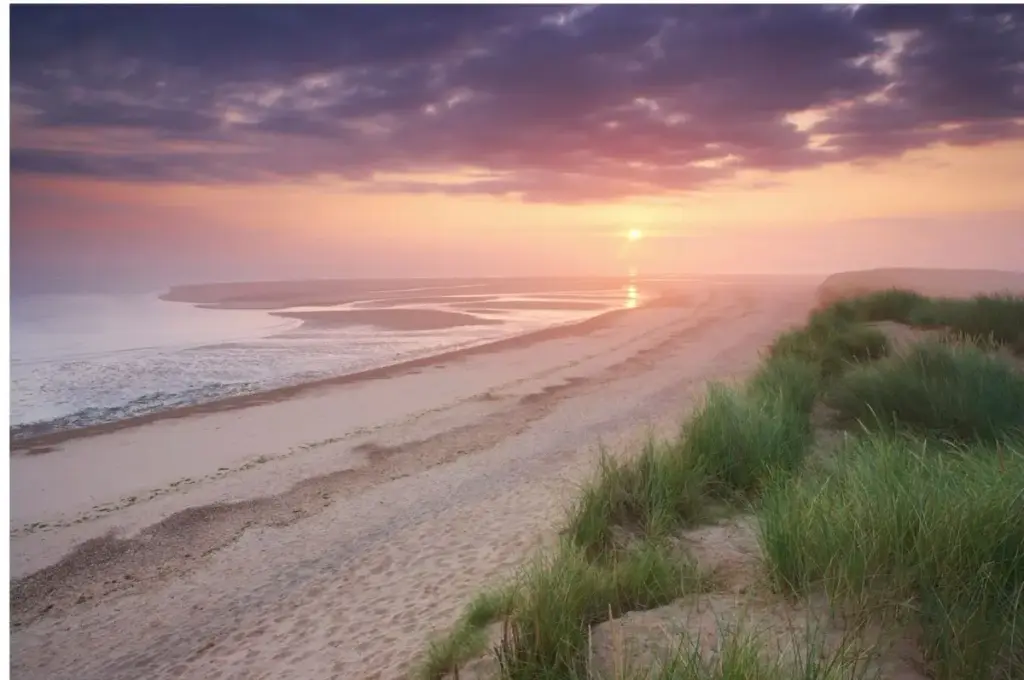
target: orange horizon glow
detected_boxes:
[11,6,1024,289]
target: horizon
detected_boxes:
[10,5,1024,294]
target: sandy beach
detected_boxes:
[8,276,818,680]
[14,269,1022,680]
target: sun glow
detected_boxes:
[625,283,639,309]
[627,228,643,241]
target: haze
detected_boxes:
[10,5,1024,293]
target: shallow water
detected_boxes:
[10,282,639,437]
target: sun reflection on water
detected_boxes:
[625,284,639,309]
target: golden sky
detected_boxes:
[10,5,1024,290]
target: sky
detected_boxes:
[9,4,1024,293]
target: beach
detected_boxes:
[9,275,821,680]
[13,269,1024,680]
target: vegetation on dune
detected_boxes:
[767,308,890,378]
[746,355,821,416]
[621,623,875,680]
[826,339,1024,444]
[566,441,706,557]
[759,434,1024,679]
[495,541,705,679]
[836,288,929,323]
[826,288,1024,353]
[568,368,817,557]
[681,384,812,499]
[417,287,1024,680]
[420,589,516,679]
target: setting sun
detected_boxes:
[627,228,643,242]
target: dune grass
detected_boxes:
[567,368,817,556]
[420,541,705,680]
[759,434,1024,679]
[493,540,706,679]
[681,384,813,500]
[746,355,822,416]
[767,309,889,378]
[417,288,1024,680]
[826,339,1024,444]
[566,440,706,557]
[828,288,1024,353]
[419,588,516,679]
[619,622,875,680]
[835,288,928,323]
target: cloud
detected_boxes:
[10,5,1024,201]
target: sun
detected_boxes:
[627,228,643,242]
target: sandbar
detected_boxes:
[271,308,504,330]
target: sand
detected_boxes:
[271,308,504,330]
[161,277,640,310]
[16,269,1007,680]
[453,300,610,311]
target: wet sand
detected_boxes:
[12,276,822,680]
[10,305,635,452]
[161,277,639,310]
[453,300,610,311]
[271,308,504,330]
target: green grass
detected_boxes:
[940,294,1024,352]
[566,440,706,556]
[418,588,515,679]
[567,371,817,556]
[827,288,1024,354]
[837,288,928,322]
[681,384,812,499]
[621,622,875,680]
[417,288,1024,680]
[826,339,1024,444]
[768,311,889,378]
[758,434,1024,679]
[494,540,705,679]
[746,355,822,416]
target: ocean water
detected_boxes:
[10,282,635,438]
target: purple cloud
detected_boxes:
[10,5,1024,201]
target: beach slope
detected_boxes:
[11,276,824,680]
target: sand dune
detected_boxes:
[817,267,1024,306]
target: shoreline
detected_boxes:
[10,303,646,454]
[10,279,822,680]
[11,269,1024,680]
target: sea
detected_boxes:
[10,278,644,440]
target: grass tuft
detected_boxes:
[769,312,889,378]
[495,540,704,679]
[418,587,516,679]
[682,384,813,499]
[625,622,875,680]
[567,373,817,556]
[826,339,1024,444]
[566,441,705,556]
[747,355,822,416]
[828,289,1024,354]
[758,434,1024,679]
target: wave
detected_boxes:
[9,381,265,441]
[11,288,629,443]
